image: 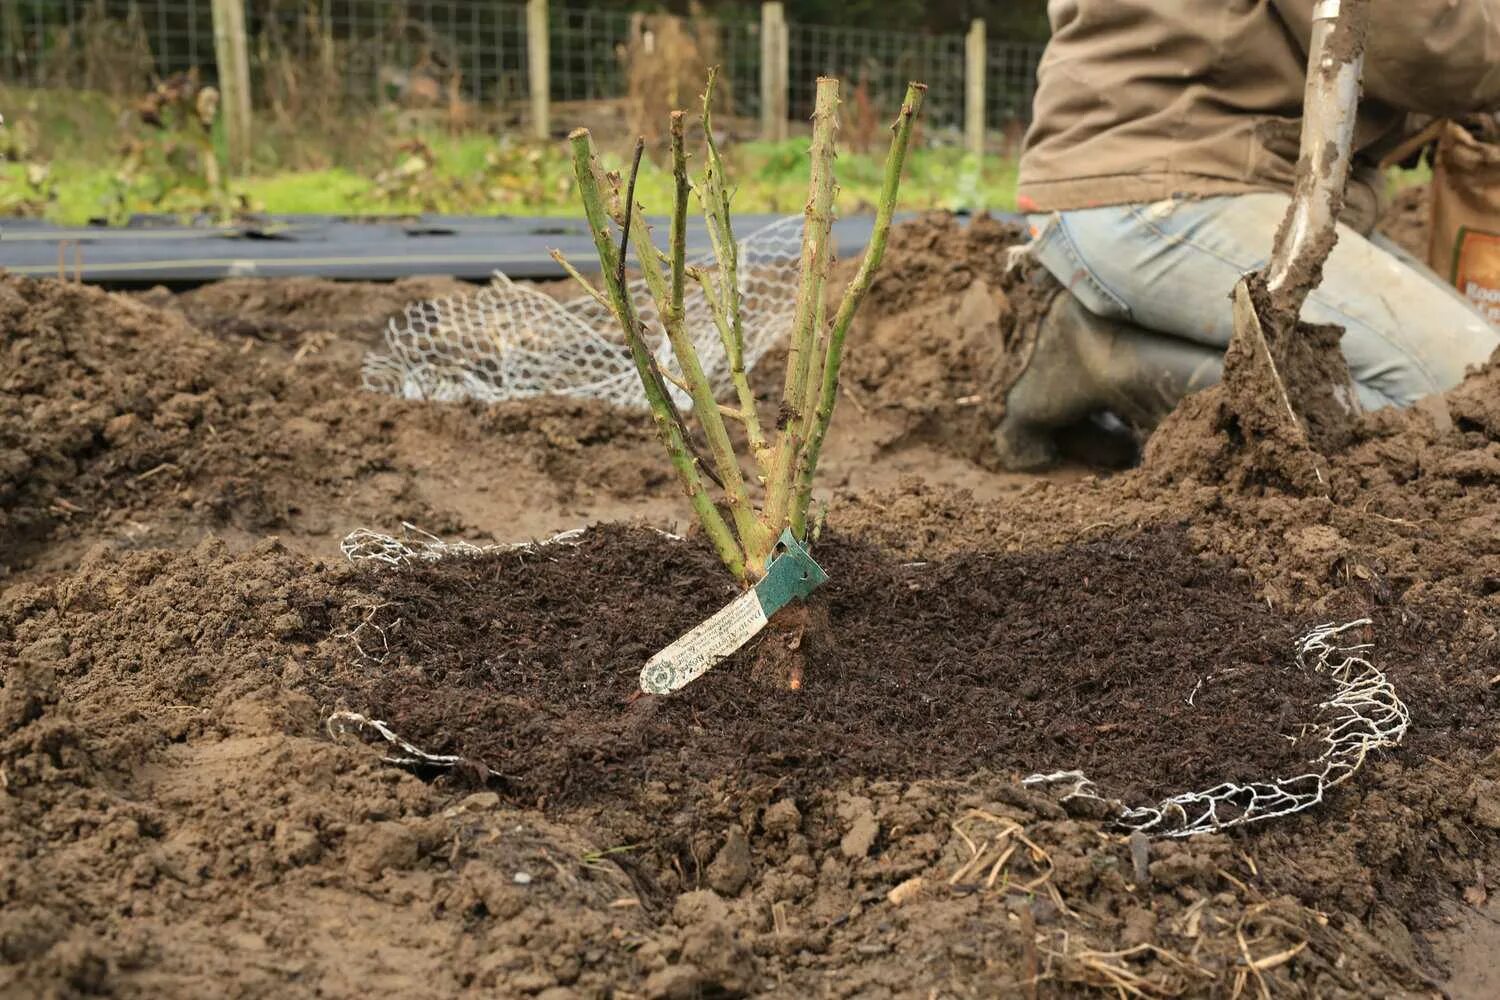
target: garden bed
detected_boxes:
[3,213,1498,997]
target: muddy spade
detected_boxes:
[1230,0,1370,478]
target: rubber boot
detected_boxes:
[994,290,1224,470]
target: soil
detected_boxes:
[832,212,1055,469]
[2,263,1044,584]
[0,274,689,580]
[1143,275,1360,493]
[165,274,480,341]
[4,213,1500,998]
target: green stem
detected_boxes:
[619,138,720,490]
[763,76,840,541]
[566,128,746,580]
[669,112,688,325]
[697,67,767,464]
[686,262,765,441]
[800,242,831,444]
[548,249,609,309]
[791,82,925,537]
[615,115,768,567]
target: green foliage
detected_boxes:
[0,82,231,223]
[0,83,1020,223]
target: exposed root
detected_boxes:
[748,600,830,689]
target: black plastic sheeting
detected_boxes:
[0,212,1017,286]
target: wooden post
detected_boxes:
[210,0,252,174]
[965,18,986,157]
[527,0,550,139]
[760,2,788,142]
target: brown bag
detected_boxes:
[1429,120,1500,325]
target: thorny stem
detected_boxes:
[564,128,746,579]
[668,115,688,327]
[696,68,767,464]
[685,262,745,407]
[658,365,751,421]
[617,115,768,563]
[800,251,830,445]
[763,76,840,540]
[620,138,723,491]
[548,249,609,309]
[791,82,926,536]
[561,76,921,583]
[619,138,644,292]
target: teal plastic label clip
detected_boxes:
[638,529,828,695]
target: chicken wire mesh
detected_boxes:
[359,215,803,408]
[326,710,472,771]
[1024,619,1409,838]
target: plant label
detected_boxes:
[639,529,827,694]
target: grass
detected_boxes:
[0,84,1020,224]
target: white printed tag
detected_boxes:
[638,588,769,694]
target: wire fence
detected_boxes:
[0,1,533,107]
[788,21,970,134]
[987,40,1042,131]
[0,1,1044,140]
[547,5,761,116]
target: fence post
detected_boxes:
[527,0,550,139]
[965,18,986,157]
[760,2,788,142]
[210,0,252,175]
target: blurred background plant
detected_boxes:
[0,72,1021,223]
[0,1,1047,224]
[114,71,233,221]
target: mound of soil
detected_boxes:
[835,213,1056,467]
[839,327,1500,616]
[162,275,478,344]
[1144,276,1361,493]
[322,524,1327,809]
[2,526,1461,999]
[0,276,670,578]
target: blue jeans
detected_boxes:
[1027,193,1499,409]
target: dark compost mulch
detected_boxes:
[326,524,1339,809]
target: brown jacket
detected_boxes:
[1017,0,1500,233]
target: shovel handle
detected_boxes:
[1262,0,1371,316]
